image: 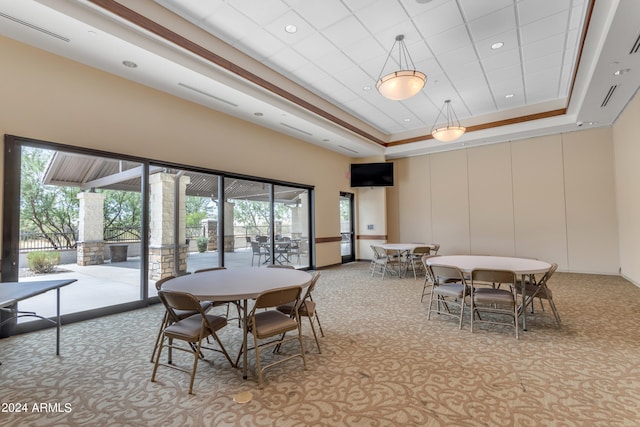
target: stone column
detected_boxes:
[201,219,218,251]
[224,201,235,252]
[148,172,190,280]
[76,192,105,266]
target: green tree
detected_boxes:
[100,189,142,240]
[232,199,290,234]
[185,196,214,227]
[20,147,79,249]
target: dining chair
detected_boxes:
[276,272,324,353]
[407,245,432,279]
[151,290,234,394]
[426,264,470,329]
[430,244,441,255]
[370,245,398,279]
[235,286,306,388]
[516,263,561,325]
[471,269,519,339]
[193,267,242,327]
[150,275,213,363]
[266,264,295,269]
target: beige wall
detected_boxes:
[389,127,620,275]
[0,36,353,267]
[612,91,640,284]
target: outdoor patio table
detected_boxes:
[426,255,551,331]
[161,267,313,379]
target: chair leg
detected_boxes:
[188,338,204,394]
[307,316,321,353]
[150,312,169,363]
[150,334,165,383]
[314,312,325,337]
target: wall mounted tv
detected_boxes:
[350,162,394,187]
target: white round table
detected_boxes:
[162,267,313,378]
[426,255,551,330]
[380,243,435,277]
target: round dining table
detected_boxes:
[426,255,551,331]
[162,267,313,379]
[380,243,436,277]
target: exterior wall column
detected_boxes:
[76,192,105,266]
[149,172,190,280]
[224,201,235,252]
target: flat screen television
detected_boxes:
[350,162,394,187]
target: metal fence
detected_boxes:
[20,225,296,251]
[20,226,141,251]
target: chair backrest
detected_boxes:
[471,269,516,287]
[275,242,290,252]
[429,264,466,285]
[303,272,320,299]
[158,290,203,322]
[538,263,558,286]
[194,267,226,273]
[155,275,176,291]
[254,286,302,310]
[371,245,387,259]
[431,244,440,255]
[412,246,431,256]
[256,236,268,243]
[251,241,263,253]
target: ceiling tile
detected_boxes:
[356,0,409,34]
[467,6,516,42]
[517,0,571,26]
[323,16,370,48]
[520,11,570,45]
[227,0,289,26]
[237,27,287,59]
[264,10,316,43]
[200,4,256,43]
[481,47,521,72]
[525,68,562,103]
[426,25,472,56]
[283,0,351,29]
[265,46,309,74]
[524,51,563,75]
[412,1,465,39]
[521,33,566,63]
[292,32,338,61]
[154,0,224,20]
[458,0,513,21]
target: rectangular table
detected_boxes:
[0,279,77,356]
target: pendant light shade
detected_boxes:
[431,100,466,142]
[376,35,426,101]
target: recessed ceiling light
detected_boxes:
[122,60,137,68]
[491,42,504,50]
[404,118,411,122]
[362,86,372,91]
[614,68,631,76]
[284,24,297,33]
[505,93,515,99]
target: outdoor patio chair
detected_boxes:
[151,290,234,394]
[250,241,268,266]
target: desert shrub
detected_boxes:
[196,236,209,253]
[27,251,61,273]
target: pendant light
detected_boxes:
[376,35,426,101]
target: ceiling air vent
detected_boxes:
[601,85,617,108]
[279,123,312,136]
[630,32,640,54]
[338,145,358,154]
[0,12,70,42]
[178,82,238,107]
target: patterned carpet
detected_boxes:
[2,262,640,426]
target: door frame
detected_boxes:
[340,192,355,263]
